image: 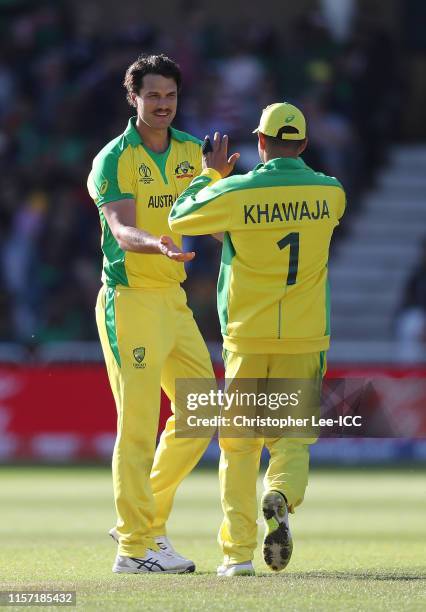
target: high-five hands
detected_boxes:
[202,132,240,178]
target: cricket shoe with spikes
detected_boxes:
[113,548,195,574]
[261,490,293,572]
[109,527,195,570]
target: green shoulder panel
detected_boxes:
[171,160,345,226]
[94,132,128,160]
[170,170,276,222]
[169,174,219,221]
[173,163,344,206]
[308,170,344,190]
[246,166,344,191]
[170,127,203,146]
[200,163,344,198]
[174,171,259,211]
[204,171,257,197]
[90,135,134,207]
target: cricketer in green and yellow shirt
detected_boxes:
[169,102,347,576]
[169,103,346,356]
[88,116,202,288]
[87,54,216,572]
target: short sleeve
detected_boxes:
[88,147,135,208]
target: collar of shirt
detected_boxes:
[124,117,142,147]
[254,157,308,172]
[123,116,185,148]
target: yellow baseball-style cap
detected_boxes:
[253,102,306,140]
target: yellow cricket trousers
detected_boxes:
[218,350,326,565]
[95,284,214,557]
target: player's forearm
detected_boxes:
[115,225,162,254]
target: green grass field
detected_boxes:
[0,467,425,610]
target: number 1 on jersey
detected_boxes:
[277,232,299,286]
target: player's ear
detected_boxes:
[298,138,308,155]
[130,92,138,108]
[257,132,266,162]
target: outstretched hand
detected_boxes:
[159,235,195,262]
[202,132,240,178]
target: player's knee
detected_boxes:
[219,436,263,454]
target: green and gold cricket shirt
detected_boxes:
[88,116,202,288]
[169,157,346,354]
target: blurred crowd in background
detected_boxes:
[0,0,424,347]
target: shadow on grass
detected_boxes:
[251,570,425,581]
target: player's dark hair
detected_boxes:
[124,54,182,106]
[264,134,307,155]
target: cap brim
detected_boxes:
[252,128,259,134]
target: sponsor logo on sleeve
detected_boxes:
[99,179,109,195]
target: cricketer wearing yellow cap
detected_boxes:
[169,102,346,576]
[87,54,215,574]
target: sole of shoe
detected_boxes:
[262,491,293,572]
[109,529,195,567]
[113,563,195,574]
[217,569,255,577]
[217,563,255,577]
